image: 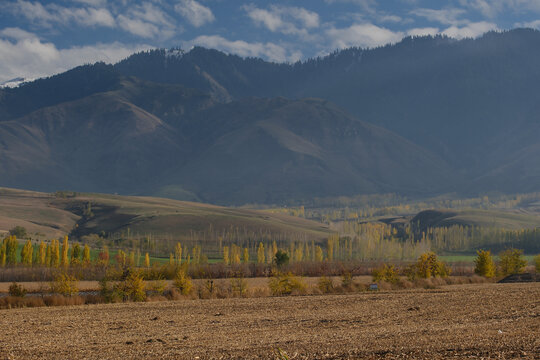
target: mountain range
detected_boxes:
[1,29,540,205]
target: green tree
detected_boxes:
[474,250,496,278]
[9,226,27,239]
[71,243,81,265]
[499,248,527,276]
[274,249,289,268]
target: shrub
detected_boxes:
[474,250,496,278]
[50,273,78,296]
[498,248,527,276]
[535,254,540,273]
[8,282,27,297]
[120,270,146,302]
[231,277,249,297]
[173,269,193,295]
[268,272,306,296]
[372,264,400,284]
[407,252,450,279]
[317,276,334,293]
[341,272,353,289]
[148,279,168,295]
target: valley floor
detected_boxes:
[0,283,539,359]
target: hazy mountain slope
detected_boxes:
[0,80,453,203]
[171,98,456,204]
[114,29,540,193]
[0,76,217,194]
[3,29,540,202]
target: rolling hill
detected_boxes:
[0,187,331,243]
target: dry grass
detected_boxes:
[0,283,538,359]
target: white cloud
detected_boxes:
[117,2,177,39]
[326,23,404,49]
[243,4,319,37]
[118,15,160,38]
[175,0,215,27]
[0,28,150,83]
[515,19,540,29]
[460,0,503,18]
[185,35,302,63]
[441,21,498,39]
[407,27,440,37]
[410,8,467,26]
[6,0,114,28]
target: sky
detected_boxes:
[1,0,540,83]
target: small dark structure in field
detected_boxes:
[498,273,540,283]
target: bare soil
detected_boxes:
[0,283,539,359]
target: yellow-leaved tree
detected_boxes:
[474,250,496,278]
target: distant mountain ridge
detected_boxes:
[1,29,540,203]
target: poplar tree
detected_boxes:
[82,244,91,265]
[315,246,324,262]
[223,246,230,265]
[21,240,33,265]
[45,243,52,266]
[71,243,81,265]
[243,248,249,263]
[53,239,60,267]
[257,242,265,264]
[38,241,46,266]
[61,235,69,267]
[175,242,182,265]
[144,253,150,267]
[6,236,18,265]
[0,242,6,267]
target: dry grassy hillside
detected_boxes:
[0,187,331,242]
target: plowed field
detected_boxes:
[1,283,539,359]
